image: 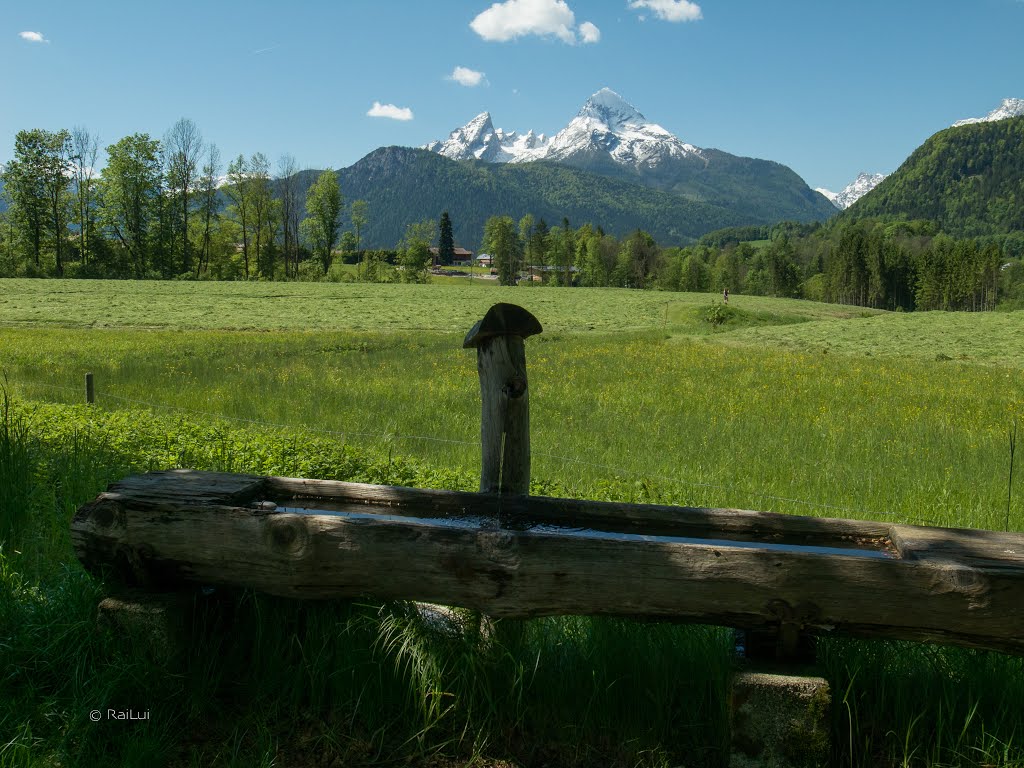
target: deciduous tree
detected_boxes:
[99,133,163,277]
[247,152,277,278]
[399,220,435,283]
[71,126,100,267]
[165,118,203,275]
[276,154,301,277]
[197,144,221,278]
[302,169,343,274]
[483,215,522,286]
[224,154,253,278]
[0,129,73,274]
[350,199,369,278]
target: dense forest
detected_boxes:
[1,119,1021,311]
[476,215,1020,312]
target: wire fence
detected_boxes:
[3,372,945,526]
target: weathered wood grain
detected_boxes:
[463,304,542,495]
[71,470,1024,655]
[265,475,894,547]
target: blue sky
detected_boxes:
[2,0,1021,192]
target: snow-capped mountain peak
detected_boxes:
[952,98,1024,127]
[817,172,887,210]
[423,87,704,170]
[542,87,705,168]
[577,87,648,128]
[423,111,550,163]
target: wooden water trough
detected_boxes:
[70,302,1024,658]
[72,469,1024,656]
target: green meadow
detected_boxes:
[2,278,1024,767]
[0,277,873,332]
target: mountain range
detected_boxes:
[423,89,837,228]
[333,146,748,250]
[2,95,1021,247]
[425,88,707,170]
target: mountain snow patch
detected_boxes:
[816,172,887,210]
[953,98,1024,127]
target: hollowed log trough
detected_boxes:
[72,469,1024,656]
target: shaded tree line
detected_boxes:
[471,213,1018,311]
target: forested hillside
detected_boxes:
[338,147,747,249]
[844,117,1024,238]
[553,145,838,225]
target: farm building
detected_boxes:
[428,247,474,267]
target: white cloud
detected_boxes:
[448,66,486,87]
[18,31,49,43]
[367,101,414,121]
[628,0,702,22]
[471,0,595,44]
[578,20,601,43]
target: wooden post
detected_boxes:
[85,372,95,404]
[463,304,542,495]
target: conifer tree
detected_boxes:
[437,211,455,266]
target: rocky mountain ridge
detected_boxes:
[424,88,705,171]
[816,172,889,210]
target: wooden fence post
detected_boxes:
[85,372,95,405]
[463,303,543,495]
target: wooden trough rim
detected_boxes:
[84,469,1024,571]
[72,470,1024,656]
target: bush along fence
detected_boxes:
[71,303,1024,767]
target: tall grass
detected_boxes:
[2,283,1024,765]
[0,400,735,767]
[0,387,35,554]
[824,640,1024,767]
[3,324,1022,530]
[1,399,1023,766]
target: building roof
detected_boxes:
[428,247,474,256]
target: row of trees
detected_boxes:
[0,122,365,280]
[471,213,1017,311]
[687,219,1008,312]
[2,123,1019,311]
